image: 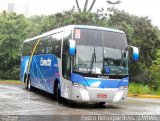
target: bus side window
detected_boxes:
[42,37,48,54]
[45,36,52,54]
[50,32,62,58]
[30,40,37,55]
[37,41,43,54]
[55,45,61,56]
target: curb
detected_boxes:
[0,81,23,85]
[128,94,160,99]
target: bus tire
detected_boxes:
[27,76,32,91]
[97,102,106,106]
[68,100,76,108]
[55,82,61,104]
[24,74,28,90]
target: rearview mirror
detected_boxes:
[69,39,76,56]
[130,46,139,61]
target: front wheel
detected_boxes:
[55,83,61,103]
[96,102,106,107]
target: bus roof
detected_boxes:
[71,25,124,33]
[24,25,125,43]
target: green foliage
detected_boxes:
[0,11,29,79]
[128,83,160,95]
[157,88,160,95]
[150,49,160,87]
[106,8,160,82]
[108,8,160,66]
[27,9,108,38]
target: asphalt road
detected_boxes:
[0,84,160,121]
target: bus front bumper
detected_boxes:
[70,86,128,103]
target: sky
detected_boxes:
[0,0,160,28]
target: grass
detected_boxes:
[0,80,22,84]
[157,88,160,95]
[129,82,160,96]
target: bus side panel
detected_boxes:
[20,56,30,82]
[30,54,60,94]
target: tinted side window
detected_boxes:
[44,36,52,54]
[30,40,37,55]
[23,39,38,56]
[48,32,62,58]
[23,32,63,56]
[36,38,46,55]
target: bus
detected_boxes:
[20,25,139,104]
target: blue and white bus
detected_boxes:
[20,25,139,104]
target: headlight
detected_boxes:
[119,86,128,90]
[72,82,86,89]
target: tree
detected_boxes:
[75,0,96,12]
[0,11,29,79]
[27,9,105,38]
[107,9,160,64]
[106,8,160,81]
[150,49,160,88]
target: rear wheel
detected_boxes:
[27,77,32,91]
[24,75,28,90]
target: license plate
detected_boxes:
[97,94,107,98]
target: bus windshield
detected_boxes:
[73,28,128,75]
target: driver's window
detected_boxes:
[62,30,72,79]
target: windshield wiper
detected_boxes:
[90,45,96,74]
[121,46,129,67]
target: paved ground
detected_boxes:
[0,84,160,120]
